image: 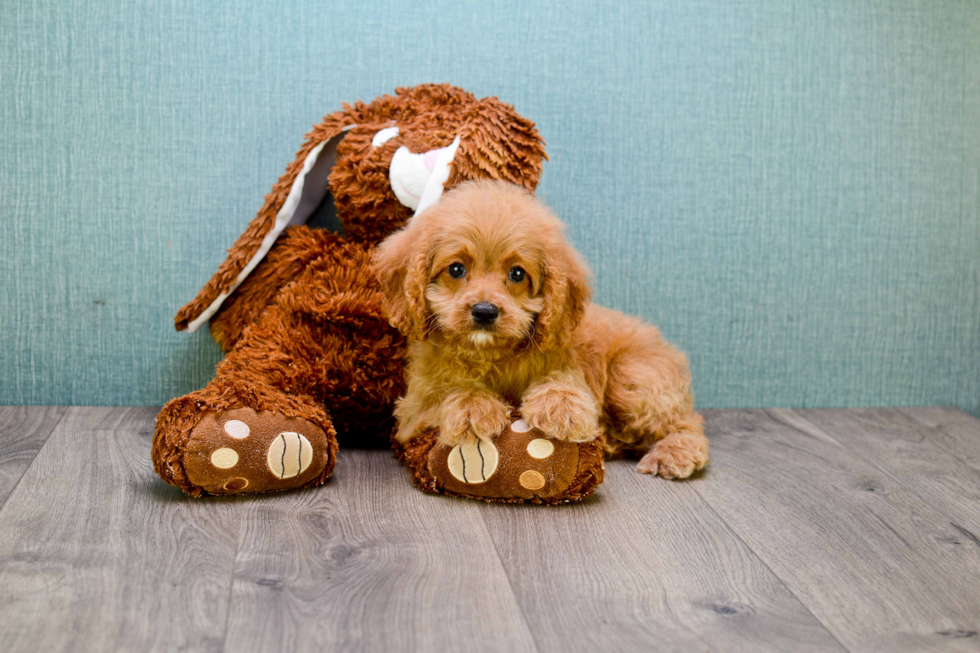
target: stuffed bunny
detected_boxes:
[153,84,604,503]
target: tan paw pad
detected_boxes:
[224,477,249,491]
[267,432,314,480]
[447,439,499,484]
[519,470,546,490]
[210,447,239,469]
[526,438,554,459]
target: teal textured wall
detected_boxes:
[2,1,978,414]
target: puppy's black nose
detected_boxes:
[471,302,499,325]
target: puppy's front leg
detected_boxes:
[438,388,512,447]
[520,370,601,443]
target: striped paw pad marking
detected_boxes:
[447,439,499,484]
[267,432,314,480]
[511,419,532,433]
[519,470,546,490]
[526,438,554,459]
[210,447,239,469]
[223,420,250,439]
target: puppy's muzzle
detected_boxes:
[471,302,499,327]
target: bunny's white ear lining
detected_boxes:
[185,127,353,333]
[372,126,399,146]
[415,136,460,216]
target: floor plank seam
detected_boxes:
[783,409,980,530]
[862,451,980,529]
[479,509,546,653]
[764,409,846,450]
[0,407,68,517]
[220,504,246,653]
[691,483,854,653]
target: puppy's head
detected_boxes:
[373,180,590,351]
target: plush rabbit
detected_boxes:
[153,84,604,503]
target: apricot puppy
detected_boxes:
[373,180,708,479]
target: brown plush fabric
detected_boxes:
[154,84,605,501]
[208,228,341,352]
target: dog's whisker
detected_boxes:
[522,321,545,353]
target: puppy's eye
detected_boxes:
[448,263,466,278]
[508,267,526,283]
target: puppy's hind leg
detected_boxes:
[635,414,708,479]
[603,324,708,479]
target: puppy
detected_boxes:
[372,180,708,478]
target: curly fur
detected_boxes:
[374,180,709,478]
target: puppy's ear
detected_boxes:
[372,223,432,340]
[534,235,592,350]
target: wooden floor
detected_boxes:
[0,407,979,652]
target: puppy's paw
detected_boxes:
[637,432,709,479]
[438,390,512,447]
[521,381,600,443]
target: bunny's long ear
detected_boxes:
[174,113,357,332]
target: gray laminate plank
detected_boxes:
[0,407,242,653]
[899,406,980,461]
[769,408,980,539]
[482,461,846,653]
[223,448,538,653]
[0,406,66,506]
[695,409,980,653]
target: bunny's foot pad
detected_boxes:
[184,408,336,495]
[394,418,605,505]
